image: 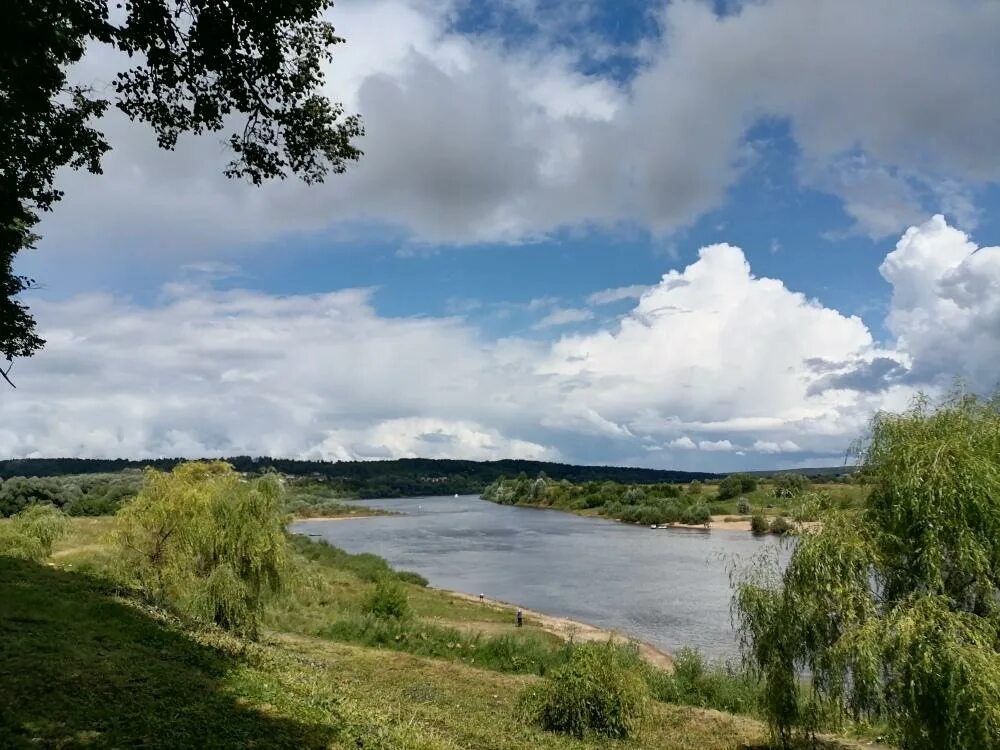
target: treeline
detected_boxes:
[0,456,719,498]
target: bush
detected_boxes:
[750,514,769,534]
[362,577,411,620]
[736,497,752,515]
[681,502,711,526]
[0,504,69,560]
[522,641,648,739]
[768,516,793,535]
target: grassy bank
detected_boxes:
[0,517,880,749]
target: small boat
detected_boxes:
[454,493,459,498]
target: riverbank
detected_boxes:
[446,590,674,670]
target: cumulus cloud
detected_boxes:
[880,215,1000,390]
[699,440,735,452]
[668,437,697,450]
[7,217,996,468]
[29,0,1000,268]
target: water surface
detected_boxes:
[292,495,785,658]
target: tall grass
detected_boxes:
[288,534,428,586]
[642,648,760,715]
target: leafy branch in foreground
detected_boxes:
[3,0,363,368]
[732,390,1000,749]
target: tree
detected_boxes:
[733,392,1000,749]
[2,0,363,376]
[113,461,288,637]
[771,473,808,498]
[717,473,757,501]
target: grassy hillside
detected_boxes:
[1,518,879,749]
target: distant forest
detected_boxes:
[0,457,851,498]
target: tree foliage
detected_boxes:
[733,391,1000,749]
[771,473,809,499]
[113,461,288,637]
[0,472,141,517]
[3,0,364,366]
[0,503,69,560]
[717,473,757,500]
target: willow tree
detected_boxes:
[0,503,69,560]
[733,392,1000,749]
[113,461,288,637]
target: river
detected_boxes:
[291,494,788,659]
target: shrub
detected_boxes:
[522,641,648,739]
[660,500,683,523]
[0,504,69,560]
[681,502,711,526]
[736,497,752,515]
[622,487,646,505]
[768,516,793,535]
[362,577,411,620]
[750,514,769,534]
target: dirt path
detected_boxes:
[445,590,674,671]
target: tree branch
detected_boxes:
[1,362,15,389]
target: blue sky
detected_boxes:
[6,0,1000,470]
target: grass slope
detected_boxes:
[1,518,880,749]
[0,555,767,749]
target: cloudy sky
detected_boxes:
[6,0,1000,470]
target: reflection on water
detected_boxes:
[292,494,787,658]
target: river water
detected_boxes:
[291,494,787,659]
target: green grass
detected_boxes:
[322,613,573,675]
[0,554,773,750]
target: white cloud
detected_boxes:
[7,218,996,469]
[880,215,1000,390]
[698,440,735,452]
[309,418,556,461]
[587,285,651,306]
[752,440,802,454]
[28,0,1000,270]
[533,307,594,329]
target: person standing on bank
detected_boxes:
[516,608,523,628]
